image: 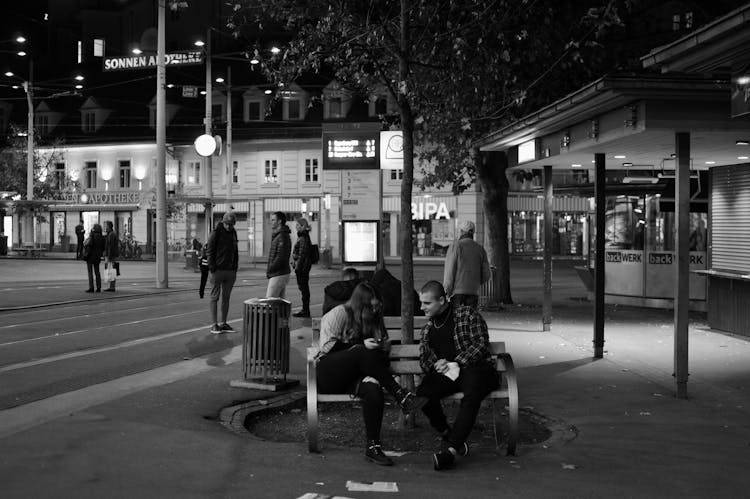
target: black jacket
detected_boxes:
[292,230,313,275]
[84,230,105,264]
[267,224,291,278]
[207,223,238,272]
[104,230,119,259]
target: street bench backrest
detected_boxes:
[311,316,429,345]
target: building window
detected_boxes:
[77,40,83,64]
[375,96,388,115]
[119,160,131,188]
[83,111,96,132]
[328,97,342,118]
[287,99,301,120]
[85,161,97,189]
[187,161,201,185]
[247,101,262,121]
[304,158,319,183]
[390,169,403,181]
[672,13,681,31]
[212,103,223,123]
[684,11,693,29]
[231,160,239,184]
[94,38,105,57]
[54,162,66,187]
[35,115,49,135]
[264,159,279,183]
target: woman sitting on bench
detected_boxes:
[315,281,427,466]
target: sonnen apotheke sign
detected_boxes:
[103,51,204,71]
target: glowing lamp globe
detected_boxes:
[194,134,217,157]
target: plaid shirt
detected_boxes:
[419,305,493,372]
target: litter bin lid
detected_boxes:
[244,297,291,306]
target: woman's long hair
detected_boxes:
[345,282,386,342]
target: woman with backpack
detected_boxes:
[292,218,313,317]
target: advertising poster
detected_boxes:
[343,221,379,265]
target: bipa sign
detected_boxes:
[412,201,451,220]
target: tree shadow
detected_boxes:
[185,333,235,366]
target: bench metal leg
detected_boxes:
[306,355,320,453]
[500,354,519,456]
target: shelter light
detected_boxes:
[194,134,217,157]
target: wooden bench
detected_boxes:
[307,317,519,455]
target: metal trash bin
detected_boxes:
[231,297,299,391]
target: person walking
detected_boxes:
[206,212,239,334]
[316,282,427,466]
[292,218,313,317]
[415,280,499,471]
[103,221,119,292]
[83,223,105,293]
[443,220,490,309]
[266,211,291,299]
[75,219,85,259]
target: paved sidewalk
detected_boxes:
[1,260,749,498]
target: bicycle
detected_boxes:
[119,235,143,260]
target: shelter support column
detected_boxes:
[542,165,553,331]
[594,153,605,358]
[674,132,690,399]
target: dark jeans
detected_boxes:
[296,270,310,311]
[317,344,401,442]
[209,270,236,324]
[76,237,84,258]
[416,363,499,449]
[86,260,101,291]
[451,294,479,309]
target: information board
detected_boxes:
[341,170,380,220]
[322,132,378,170]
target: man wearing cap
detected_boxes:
[291,217,313,317]
[443,220,490,309]
[206,211,239,334]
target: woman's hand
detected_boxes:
[363,338,381,350]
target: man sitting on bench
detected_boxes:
[415,280,499,471]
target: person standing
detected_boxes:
[415,280,499,471]
[443,220,490,309]
[206,211,239,334]
[198,246,209,299]
[83,224,105,293]
[292,218,313,317]
[103,221,119,292]
[266,211,291,299]
[75,219,85,259]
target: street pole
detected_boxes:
[155,0,168,288]
[226,65,232,203]
[204,28,213,242]
[25,60,34,246]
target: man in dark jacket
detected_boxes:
[103,221,119,292]
[206,211,239,334]
[266,211,291,298]
[84,223,106,293]
[291,217,313,317]
[322,267,362,315]
[75,219,85,259]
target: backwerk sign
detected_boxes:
[103,51,204,71]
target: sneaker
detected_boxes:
[456,442,469,457]
[365,444,394,466]
[85,288,94,293]
[399,392,429,413]
[433,449,455,471]
[220,323,235,333]
[210,324,223,334]
[292,310,311,318]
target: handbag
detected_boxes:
[104,265,116,282]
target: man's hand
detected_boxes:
[434,358,449,374]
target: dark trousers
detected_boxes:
[451,294,479,309]
[417,364,498,449]
[209,270,236,324]
[86,261,101,291]
[317,344,400,442]
[199,266,209,297]
[296,270,310,311]
[76,237,84,259]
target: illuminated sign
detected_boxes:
[103,51,204,71]
[322,132,379,169]
[343,220,379,265]
[379,130,403,170]
[517,139,537,163]
[412,201,450,220]
[63,192,142,204]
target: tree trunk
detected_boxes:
[477,150,513,305]
[398,0,415,345]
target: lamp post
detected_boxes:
[155,0,168,287]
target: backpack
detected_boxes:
[310,243,320,264]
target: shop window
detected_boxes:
[187,161,201,185]
[85,161,97,189]
[304,158,319,183]
[119,160,131,189]
[264,158,279,183]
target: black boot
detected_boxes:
[365,441,393,466]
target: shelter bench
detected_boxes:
[307,317,519,455]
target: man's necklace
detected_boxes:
[432,311,449,329]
